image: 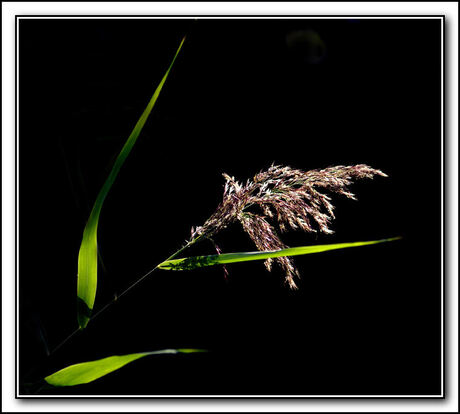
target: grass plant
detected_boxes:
[23,35,400,391]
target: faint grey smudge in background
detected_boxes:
[285,29,327,64]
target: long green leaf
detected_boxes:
[44,348,203,387]
[158,237,401,271]
[77,37,186,329]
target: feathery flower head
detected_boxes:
[191,164,387,289]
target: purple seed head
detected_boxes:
[190,164,387,289]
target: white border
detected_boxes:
[3,2,458,412]
[12,11,447,397]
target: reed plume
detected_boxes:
[190,164,387,289]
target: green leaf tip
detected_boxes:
[44,348,205,387]
[177,348,208,354]
[76,37,186,329]
[158,237,402,271]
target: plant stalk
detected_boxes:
[22,236,204,386]
[47,237,203,357]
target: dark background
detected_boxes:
[18,18,442,396]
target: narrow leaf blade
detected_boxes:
[44,348,204,387]
[158,237,401,271]
[77,37,186,328]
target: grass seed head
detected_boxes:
[191,164,387,289]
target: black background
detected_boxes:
[19,18,442,396]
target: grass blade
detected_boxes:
[77,37,186,329]
[158,237,401,271]
[44,348,204,387]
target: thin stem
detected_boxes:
[164,235,204,262]
[46,236,203,360]
[22,235,205,385]
[49,327,81,355]
[91,237,202,322]
[90,266,158,322]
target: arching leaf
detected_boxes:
[44,348,203,387]
[77,37,186,329]
[158,237,401,271]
